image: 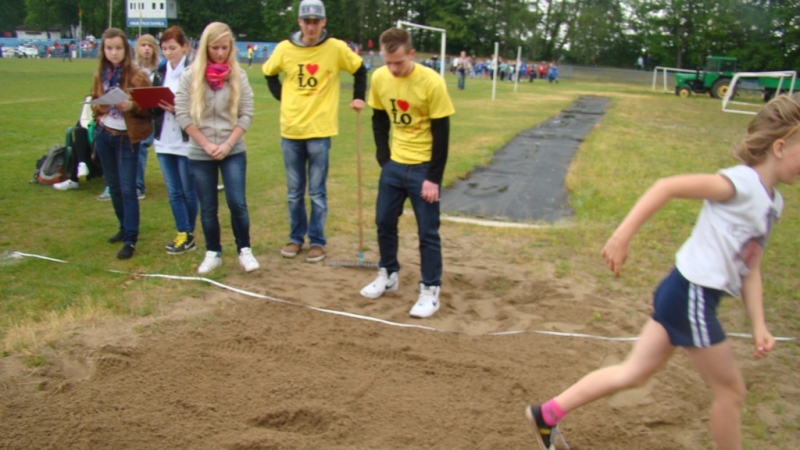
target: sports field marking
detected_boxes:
[10,251,797,343]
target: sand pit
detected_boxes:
[1,224,796,449]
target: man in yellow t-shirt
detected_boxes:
[262,0,367,263]
[360,27,455,319]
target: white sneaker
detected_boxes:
[53,180,79,190]
[198,251,222,274]
[360,267,399,299]
[77,162,89,178]
[238,247,260,272]
[409,283,441,318]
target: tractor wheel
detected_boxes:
[677,87,691,98]
[711,79,730,99]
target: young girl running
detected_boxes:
[91,28,152,259]
[152,26,197,255]
[527,93,800,450]
[174,22,259,274]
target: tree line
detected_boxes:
[5,0,798,71]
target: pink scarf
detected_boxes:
[205,63,230,91]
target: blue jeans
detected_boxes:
[94,127,141,245]
[137,141,149,193]
[457,70,465,89]
[281,137,330,247]
[189,152,250,253]
[157,153,197,234]
[375,161,442,286]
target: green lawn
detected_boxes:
[1,56,798,449]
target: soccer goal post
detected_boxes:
[651,66,699,93]
[396,20,446,78]
[723,71,798,115]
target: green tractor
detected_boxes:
[674,56,738,99]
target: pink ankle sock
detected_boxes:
[541,399,566,427]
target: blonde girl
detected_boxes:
[91,28,152,259]
[174,22,259,274]
[135,34,160,75]
[133,33,160,198]
[526,93,800,450]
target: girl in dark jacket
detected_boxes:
[91,28,152,259]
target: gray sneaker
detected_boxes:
[96,187,111,201]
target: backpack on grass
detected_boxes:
[31,127,76,185]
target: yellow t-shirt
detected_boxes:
[368,63,455,164]
[262,37,363,139]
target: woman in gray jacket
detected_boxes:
[175,22,259,274]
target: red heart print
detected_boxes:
[397,100,409,112]
[306,64,319,75]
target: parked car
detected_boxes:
[15,44,40,58]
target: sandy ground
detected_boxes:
[1,219,798,449]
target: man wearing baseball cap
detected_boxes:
[263,0,367,263]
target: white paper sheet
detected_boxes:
[88,87,129,106]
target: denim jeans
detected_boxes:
[457,70,465,90]
[94,127,141,245]
[375,161,442,286]
[281,137,330,247]
[157,153,197,234]
[189,152,250,253]
[137,142,149,193]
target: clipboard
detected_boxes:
[129,86,175,108]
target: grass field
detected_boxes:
[0,58,798,446]
[1,57,798,344]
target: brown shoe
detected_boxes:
[281,242,301,258]
[306,246,326,262]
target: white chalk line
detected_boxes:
[9,251,797,342]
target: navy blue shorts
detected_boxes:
[652,268,727,348]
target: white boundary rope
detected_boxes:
[9,252,797,342]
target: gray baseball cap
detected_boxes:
[298,0,326,19]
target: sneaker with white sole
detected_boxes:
[198,251,222,274]
[409,283,440,318]
[360,267,399,299]
[306,245,326,262]
[77,162,89,178]
[53,180,79,190]
[238,247,260,272]
[281,242,301,258]
[96,187,111,201]
[166,232,196,254]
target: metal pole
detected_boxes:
[492,42,498,101]
[440,32,446,79]
[78,11,83,58]
[109,0,112,29]
[514,46,521,92]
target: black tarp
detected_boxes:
[441,96,609,222]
